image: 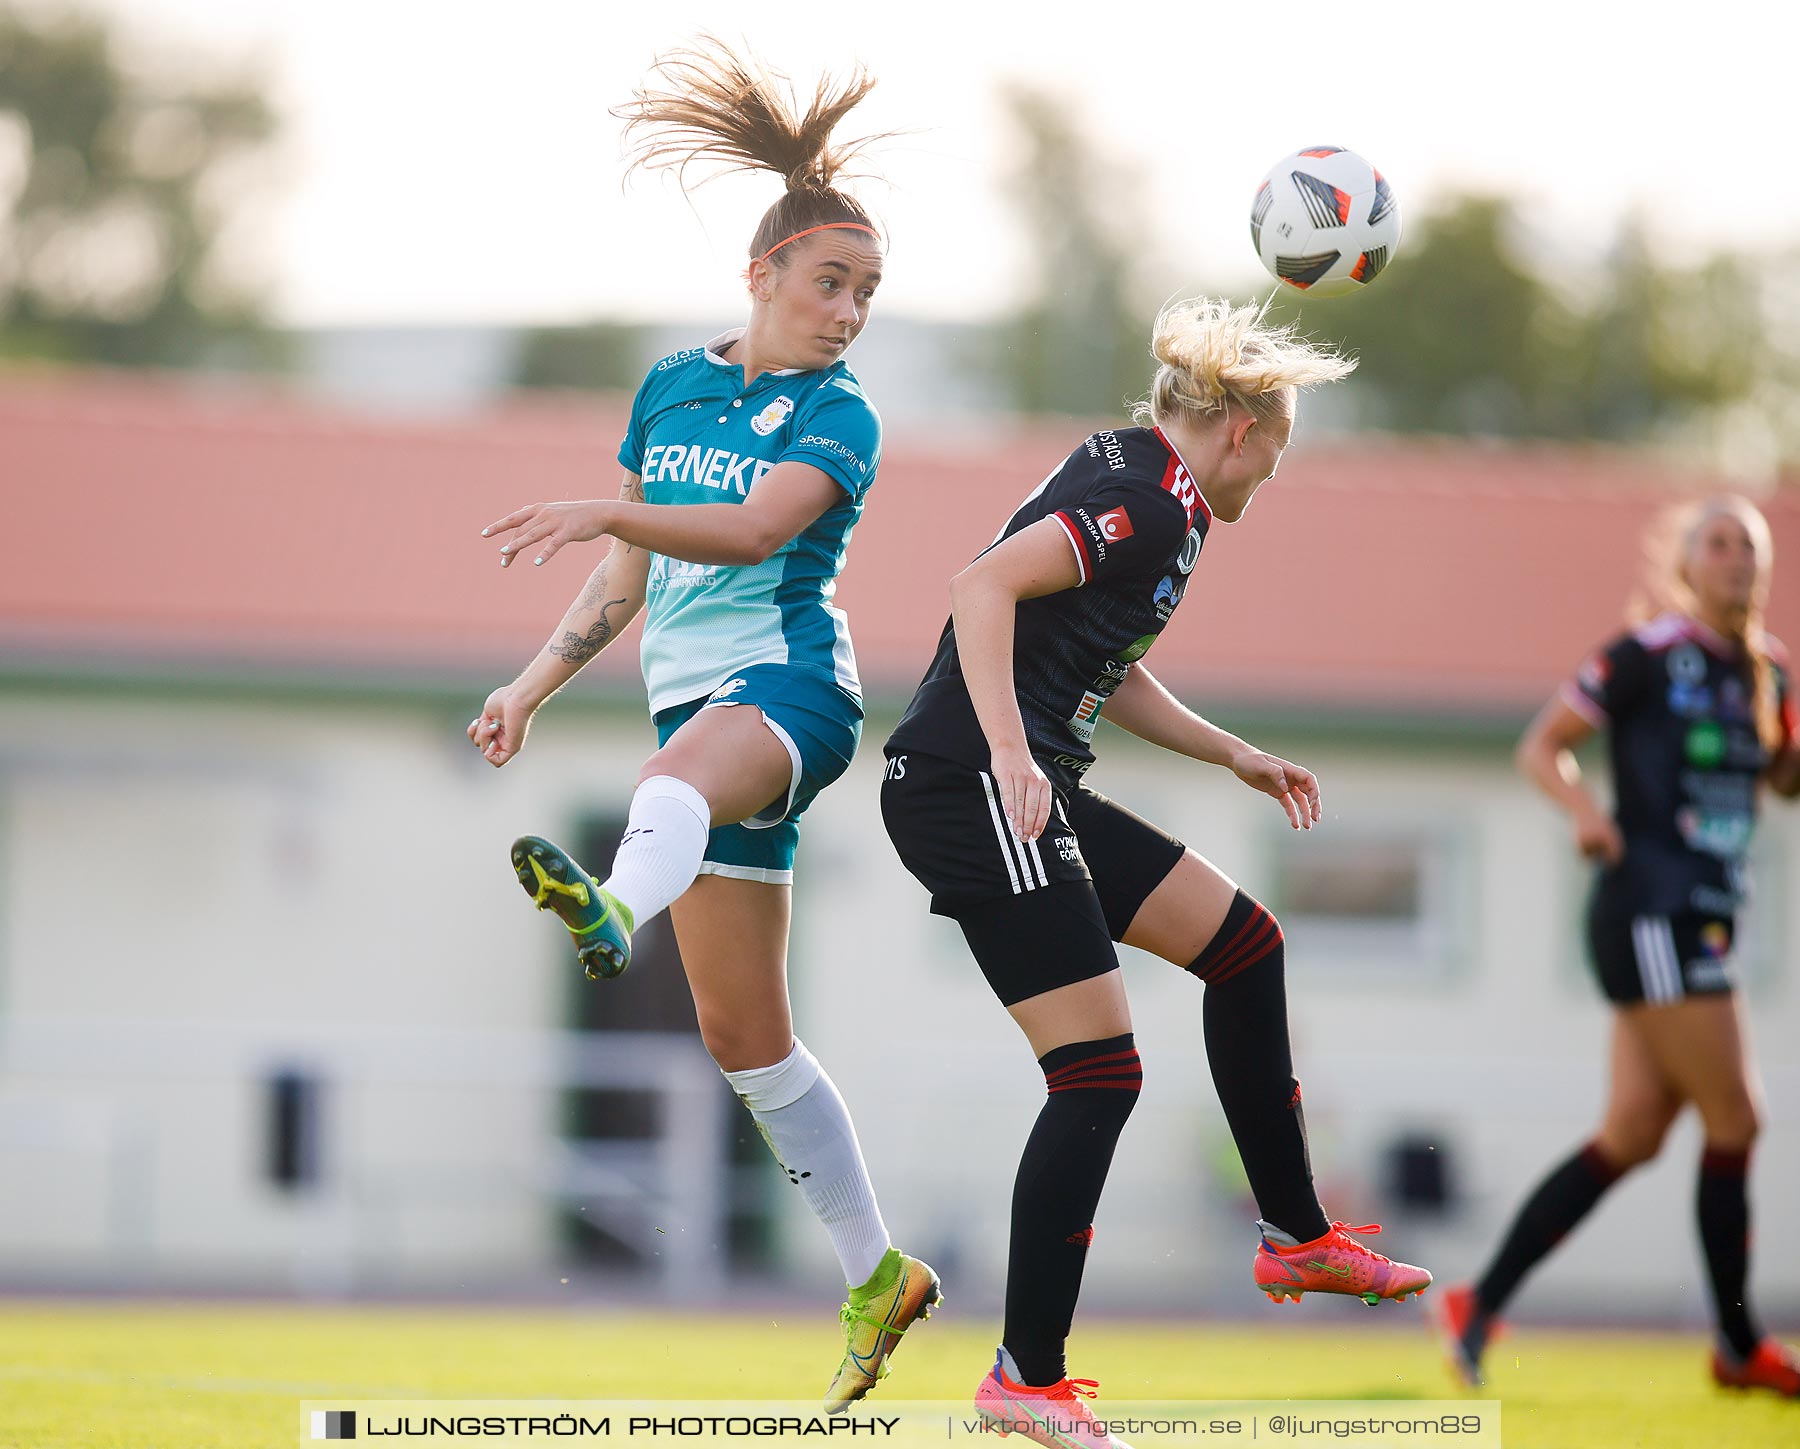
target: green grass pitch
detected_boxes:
[0,1300,1792,1448]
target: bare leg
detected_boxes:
[1594,1011,1684,1169]
[1627,995,1765,1358]
[1625,996,1760,1151]
[1007,972,1132,1057]
[639,703,796,828]
[671,874,892,1288]
[1120,849,1237,960]
[669,874,793,1071]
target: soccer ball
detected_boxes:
[1250,147,1400,298]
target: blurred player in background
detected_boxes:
[471,41,938,1408]
[1437,497,1800,1397]
[881,300,1432,1443]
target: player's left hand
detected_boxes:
[467,685,535,767]
[483,501,612,568]
[1231,749,1322,830]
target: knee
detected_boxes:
[1038,1033,1143,1117]
[717,1037,816,1111]
[1187,891,1283,986]
[698,1015,791,1076]
[1593,1125,1666,1171]
[1703,1097,1761,1152]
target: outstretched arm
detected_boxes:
[468,472,652,767]
[1107,665,1321,829]
[482,461,844,570]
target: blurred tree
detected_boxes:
[1570,218,1764,440]
[1274,197,1772,451]
[512,321,648,393]
[985,86,1150,417]
[0,3,282,369]
[1267,196,1579,438]
[1758,251,1800,467]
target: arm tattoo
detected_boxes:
[578,559,611,610]
[620,475,644,553]
[549,598,629,664]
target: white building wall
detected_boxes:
[793,720,1800,1324]
[2,685,1796,1323]
[0,688,664,1290]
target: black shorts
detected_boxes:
[1586,889,1738,1006]
[880,749,1187,1005]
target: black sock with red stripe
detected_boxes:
[1002,1033,1142,1387]
[1698,1143,1761,1361]
[1474,1140,1625,1319]
[1190,891,1330,1243]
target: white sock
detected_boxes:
[723,1038,892,1287]
[600,775,712,927]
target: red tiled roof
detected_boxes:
[5,372,1796,714]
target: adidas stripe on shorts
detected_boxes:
[1586,890,1738,1005]
[879,748,1184,929]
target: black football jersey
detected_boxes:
[887,426,1210,789]
[1565,613,1796,916]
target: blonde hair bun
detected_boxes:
[1132,298,1355,429]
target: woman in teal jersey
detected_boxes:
[469,42,938,1406]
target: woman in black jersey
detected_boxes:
[1438,497,1800,1397]
[882,299,1431,1441]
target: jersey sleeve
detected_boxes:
[1562,633,1653,727]
[1049,484,1191,587]
[617,367,658,475]
[782,379,881,498]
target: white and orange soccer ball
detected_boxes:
[1250,147,1400,298]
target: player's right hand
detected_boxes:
[468,686,533,768]
[1573,808,1624,865]
[1231,748,1322,830]
[989,742,1052,842]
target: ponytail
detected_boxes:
[613,38,886,264]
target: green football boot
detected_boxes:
[823,1247,943,1412]
[509,835,634,980]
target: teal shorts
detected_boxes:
[652,664,863,884]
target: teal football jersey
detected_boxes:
[619,328,882,714]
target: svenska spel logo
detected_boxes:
[310,1410,356,1439]
[1095,507,1134,543]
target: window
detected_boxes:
[1268,825,1471,979]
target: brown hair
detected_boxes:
[612,38,885,265]
[1637,495,1782,753]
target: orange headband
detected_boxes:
[749,222,881,271]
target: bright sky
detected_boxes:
[96,0,1800,326]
